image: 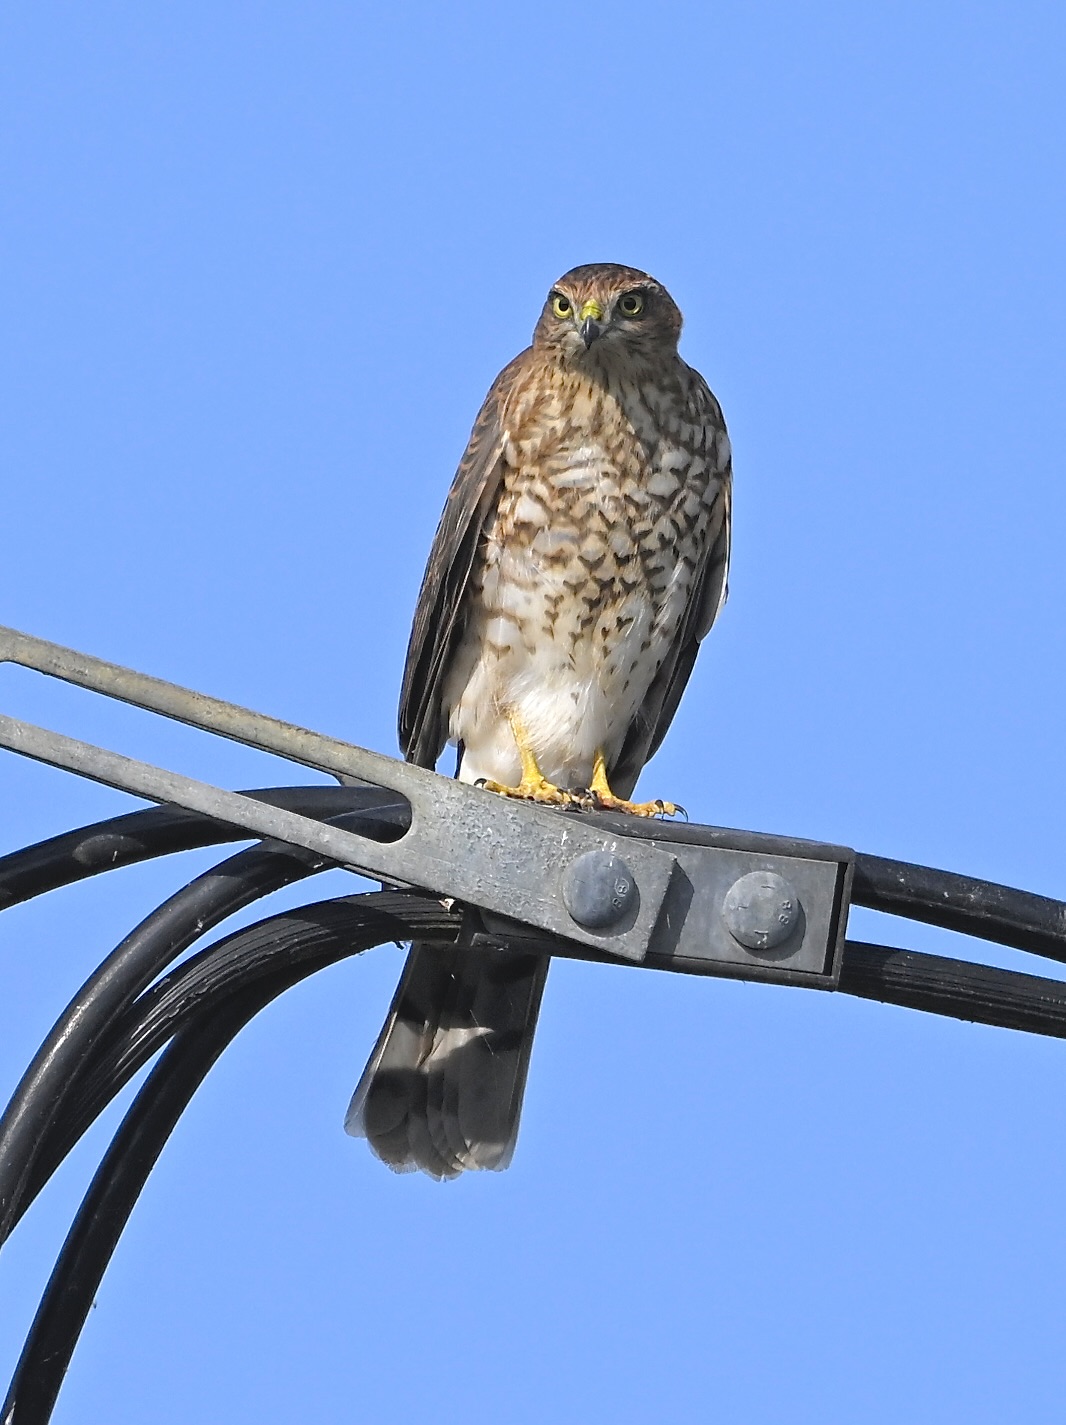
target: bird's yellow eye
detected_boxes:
[618,291,645,317]
[551,292,573,319]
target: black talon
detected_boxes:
[653,799,687,820]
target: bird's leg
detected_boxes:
[477,713,585,808]
[588,749,682,818]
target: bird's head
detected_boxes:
[532,263,683,367]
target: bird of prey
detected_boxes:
[346,263,732,1178]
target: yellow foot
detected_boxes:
[588,750,685,819]
[476,774,586,809]
[476,710,592,809]
[590,791,684,818]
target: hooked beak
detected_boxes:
[579,299,605,348]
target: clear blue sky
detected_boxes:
[2,2,1065,1420]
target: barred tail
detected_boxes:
[345,942,548,1179]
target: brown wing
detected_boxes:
[610,407,732,798]
[398,350,529,768]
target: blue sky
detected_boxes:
[2,2,1065,1420]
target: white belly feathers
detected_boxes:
[443,431,704,792]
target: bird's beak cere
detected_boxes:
[579,299,605,348]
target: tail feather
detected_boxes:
[421,959,471,1177]
[456,951,547,1170]
[346,941,548,1179]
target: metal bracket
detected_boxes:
[0,625,853,980]
[0,627,677,961]
[479,829,852,987]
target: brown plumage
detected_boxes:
[346,263,732,1177]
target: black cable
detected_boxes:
[8,887,1066,1424]
[78,921,1066,1133]
[852,854,1066,964]
[21,890,1066,1248]
[2,997,258,1425]
[4,795,1066,1423]
[840,939,1066,1037]
[11,840,1066,1245]
[12,887,456,1231]
[0,800,407,1245]
[0,784,409,912]
[1,894,459,1425]
[0,842,320,1243]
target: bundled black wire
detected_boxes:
[1,788,1065,1424]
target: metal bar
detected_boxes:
[0,627,681,961]
[0,626,860,978]
[0,712,427,873]
[0,712,680,962]
[0,785,406,912]
[0,623,399,781]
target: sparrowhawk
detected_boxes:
[346,263,732,1178]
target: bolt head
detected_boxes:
[722,871,801,952]
[562,851,637,930]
